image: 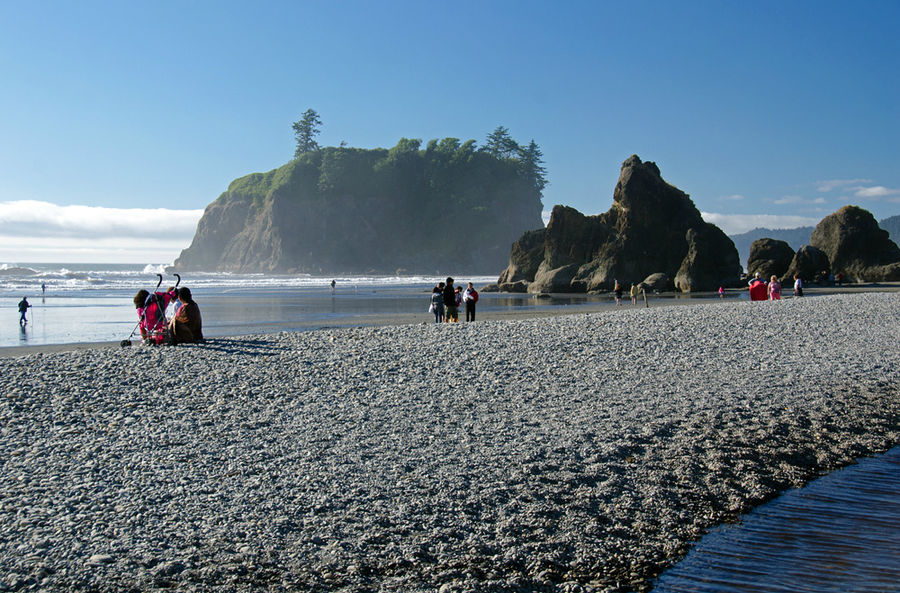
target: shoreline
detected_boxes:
[1,293,898,592]
[3,283,898,359]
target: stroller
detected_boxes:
[122,273,181,346]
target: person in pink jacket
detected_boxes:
[768,276,782,300]
[133,287,177,344]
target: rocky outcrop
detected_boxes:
[729,226,811,271]
[497,228,546,286]
[783,245,831,283]
[675,224,742,292]
[175,142,544,274]
[638,273,670,292]
[497,155,742,293]
[809,205,900,282]
[747,238,795,280]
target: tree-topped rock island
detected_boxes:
[174,126,546,274]
[497,155,742,293]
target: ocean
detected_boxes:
[1,263,634,348]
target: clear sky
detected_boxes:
[1,0,898,263]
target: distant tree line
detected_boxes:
[291,110,547,195]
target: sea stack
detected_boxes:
[498,155,741,293]
[808,205,900,282]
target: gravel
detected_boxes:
[1,292,898,592]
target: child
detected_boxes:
[768,276,782,300]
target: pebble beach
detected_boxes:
[1,292,899,592]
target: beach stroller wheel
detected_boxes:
[120,339,132,347]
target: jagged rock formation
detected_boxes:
[497,155,741,293]
[747,238,795,280]
[175,141,544,274]
[783,245,831,283]
[809,205,900,281]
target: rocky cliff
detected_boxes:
[497,155,741,293]
[175,141,544,274]
[808,205,900,281]
[747,238,795,280]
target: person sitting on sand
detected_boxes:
[134,287,177,344]
[169,287,203,344]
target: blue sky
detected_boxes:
[1,0,898,263]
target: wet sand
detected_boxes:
[3,283,897,358]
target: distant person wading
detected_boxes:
[18,297,31,325]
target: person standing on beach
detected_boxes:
[464,282,478,321]
[331,279,336,294]
[442,277,457,323]
[793,275,803,297]
[718,286,724,298]
[629,282,638,305]
[18,297,31,325]
[430,286,444,323]
[614,279,623,306]
[768,276,782,300]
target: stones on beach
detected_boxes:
[0,293,898,591]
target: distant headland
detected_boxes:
[174,128,546,275]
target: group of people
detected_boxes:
[612,280,645,306]
[429,277,478,323]
[133,286,203,345]
[748,272,803,301]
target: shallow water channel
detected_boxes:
[651,446,900,592]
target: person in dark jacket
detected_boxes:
[18,297,31,325]
[169,287,203,344]
[463,282,478,321]
[442,277,457,323]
